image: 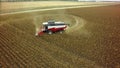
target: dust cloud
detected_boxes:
[32,12,89,37]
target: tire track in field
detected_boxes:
[0,3,117,15]
[64,15,91,37]
[66,15,85,33]
[33,14,87,35]
[33,14,76,36]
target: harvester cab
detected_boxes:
[35,20,68,36]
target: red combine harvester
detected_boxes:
[35,21,68,36]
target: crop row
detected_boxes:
[0,23,67,68]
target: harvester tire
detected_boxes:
[48,30,53,35]
[59,30,64,34]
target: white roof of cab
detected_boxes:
[42,21,65,25]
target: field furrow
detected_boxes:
[0,35,28,68]
[0,25,39,67]
[0,3,120,68]
[0,23,68,68]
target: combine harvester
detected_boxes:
[35,20,69,36]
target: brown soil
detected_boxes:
[0,4,120,68]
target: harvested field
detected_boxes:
[1,1,115,10]
[0,2,120,68]
[0,1,117,14]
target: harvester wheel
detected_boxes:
[59,30,64,34]
[48,30,53,34]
